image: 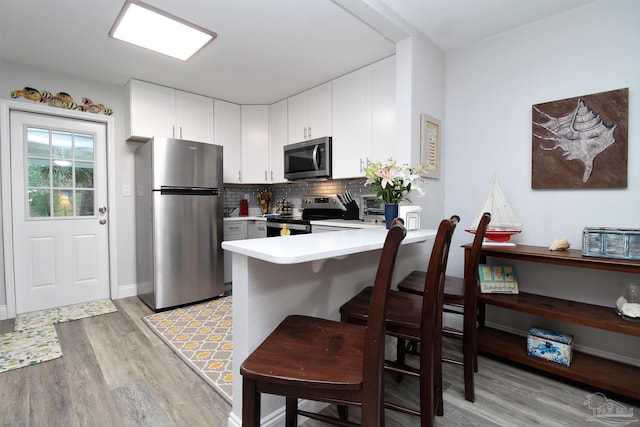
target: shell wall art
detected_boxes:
[531,88,627,189]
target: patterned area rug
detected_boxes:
[142,296,233,404]
[0,299,118,373]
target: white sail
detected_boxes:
[469,176,522,232]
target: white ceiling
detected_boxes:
[0,0,595,105]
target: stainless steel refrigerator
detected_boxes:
[135,137,224,310]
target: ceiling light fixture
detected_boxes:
[109,0,217,61]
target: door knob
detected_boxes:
[99,206,107,213]
[99,218,107,225]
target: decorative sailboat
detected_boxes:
[466,175,522,243]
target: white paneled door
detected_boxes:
[10,111,110,314]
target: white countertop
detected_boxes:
[221,227,436,264]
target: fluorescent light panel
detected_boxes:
[110,0,216,61]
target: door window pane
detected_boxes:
[75,133,94,160]
[29,189,51,217]
[25,127,97,219]
[52,164,73,187]
[28,158,50,187]
[53,190,74,217]
[27,128,50,157]
[52,131,72,159]
[76,190,95,216]
[75,162,94,188]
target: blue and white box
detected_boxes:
[526,327,574,367]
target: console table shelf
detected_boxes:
[467,243,640,402]
[477,328,640,401]
[478,292,640,337]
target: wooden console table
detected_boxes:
[466,244,640,401]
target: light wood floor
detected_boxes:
[1,296,638,426]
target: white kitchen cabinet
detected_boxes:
[287,82,332,143]
[269,99,288,183]
[248,220,267,239]
[223,221,248,283]
[241,105,270,183]
[214,99,242,183]
[175,91,214,143]
[368,56,396,166]
[224,220,267,283]
[331,56,396,179]
[331,67,368,179]
[125,79,214,143]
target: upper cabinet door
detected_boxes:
[287,91,309,143]
[176,91,214,143]
[269,99,288,183]
[214,99,241,183]
[307,82,332,140]
[287,82,332,143]
[241,105,269,184]
[330,56,396,179]
[331,68,367,179]
[126,79,176,142]
[367,56,396,164]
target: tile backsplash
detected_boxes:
[224,178,369,216]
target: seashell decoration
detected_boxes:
[533,99,616,183]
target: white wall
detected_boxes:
[444,0,640,362]
[395,33,446,229]
[0,61,138,306]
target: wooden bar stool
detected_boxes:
[339,216,458,427]
[396,212,491,402]
[240,221,407,427]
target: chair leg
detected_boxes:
[462,307,477,402]
[337,405,349,421]
[285,397,297,427]
[242,378,260,427]
[395,338,406,383]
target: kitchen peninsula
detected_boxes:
[222,227,436,426]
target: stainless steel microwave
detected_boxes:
[284,137,331,180]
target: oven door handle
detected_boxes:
[266,222,311,232]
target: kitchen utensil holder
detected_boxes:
[343,201,360,220]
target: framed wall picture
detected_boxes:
[420,113,440,179]
[531,88,628,189]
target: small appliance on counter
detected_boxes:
[399,206,422,230]
[360,194,385,223]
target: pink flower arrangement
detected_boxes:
[364,159,425,204]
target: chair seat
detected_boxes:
[339,286,423,340]
[241,315,366,390]
[398,272,465,305]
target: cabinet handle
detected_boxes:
[304,127,307,139]
[238,170,242,182]
[271,170,274,181]
[172,125,175,138]
[308,126,312,138]
[264,170,267,181]
[179,126,183,139]
[359,158,364,173]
